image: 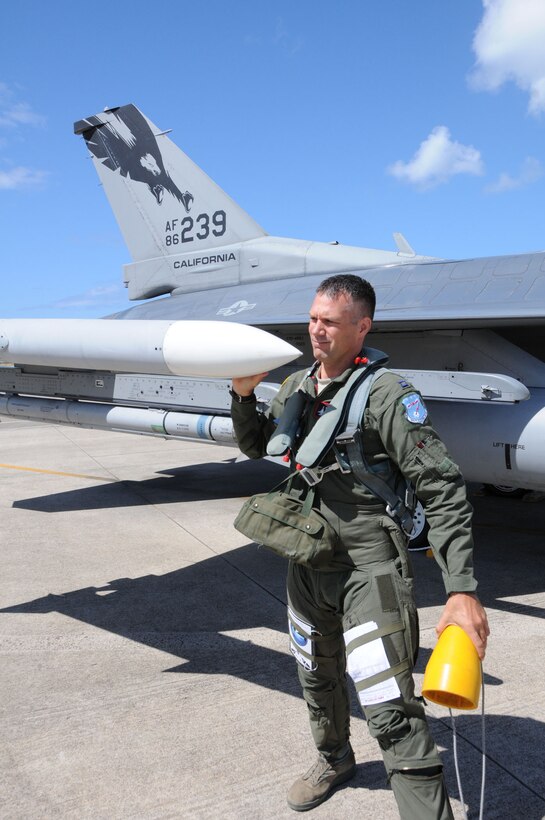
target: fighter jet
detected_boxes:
[1,103,544,518]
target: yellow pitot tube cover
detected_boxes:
[422,624,482,710]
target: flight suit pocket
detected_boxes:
[375,518,420,670]
[381,567,420,672]
[412,436,461,483]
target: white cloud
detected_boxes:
[471,0,545,115]
[0,84,45,128]
[273,18,303,54]
[0,166,48,190]
[485,156,544,193]
[0,83,48,192]
[0,101,45,128]
[387,126,484,189]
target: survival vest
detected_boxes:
[266,347,417,535]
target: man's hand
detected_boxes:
[231,373,269,397]
[436,592,490,660]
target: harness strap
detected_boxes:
[344,620,404,656]
[338,429,415,535]
[318,366,416,534]
[343,367,388,437]
[354,658,411,692]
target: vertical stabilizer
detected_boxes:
[74,105,266,270]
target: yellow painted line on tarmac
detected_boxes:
[0,463,118,482]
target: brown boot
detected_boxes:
[287,750,356,812]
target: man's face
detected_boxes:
[308,292,372,377]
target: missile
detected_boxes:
[0,395,236,444]
[0,319,301,378]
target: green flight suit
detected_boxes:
[232,361,477,820]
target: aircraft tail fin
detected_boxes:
[74,104,266,284]
[393,232,416,257]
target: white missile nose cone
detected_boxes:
[163,321,302,378]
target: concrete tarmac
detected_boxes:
[1,416,544,819]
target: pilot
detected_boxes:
[230,274,489,818]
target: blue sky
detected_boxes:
[1,0,545,318]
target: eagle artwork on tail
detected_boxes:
[78,104,194,210]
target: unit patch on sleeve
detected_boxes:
[401,393,428,424]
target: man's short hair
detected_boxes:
[316,274,376,319]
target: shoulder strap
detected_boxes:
[343,367,388,437]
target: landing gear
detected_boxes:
[408,501,430,551]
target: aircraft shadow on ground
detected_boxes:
[12,457,287,513]
[1,542,296,686]
[9,456,545,623]
[0,537,501,688]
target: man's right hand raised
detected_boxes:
[231,373,269,397]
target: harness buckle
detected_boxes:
[405,484,417,513]
[334,431,356,446]
[386,500,415,537]
[386,501,400,520]
[332,439,355,475]
[386,499,414,537]
[298,463,341,486]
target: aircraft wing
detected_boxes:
[109,253,545,331]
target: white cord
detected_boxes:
[449,662,486,820]
[450,709,468,820]
[479,666,486,820]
